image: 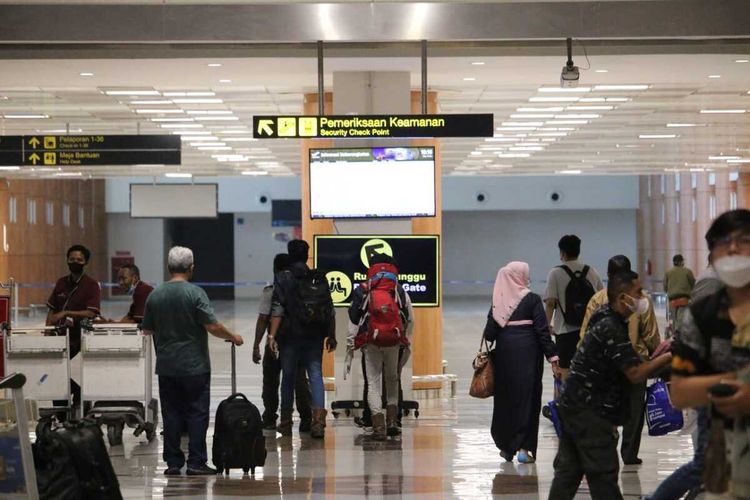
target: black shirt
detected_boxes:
[560,304,641,423]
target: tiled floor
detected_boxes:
[18,297,695,499]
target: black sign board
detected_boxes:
[313,235,440,307]
[253,114,493,139]
[0,135,181,166]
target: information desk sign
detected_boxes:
[0,135,181,166]
[313,235,440,308]
[253,114,493,139]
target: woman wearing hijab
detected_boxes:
[483,261,561,464]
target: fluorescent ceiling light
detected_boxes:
[3,114,48,119]
[208,63,222,67]
[532,132,568,137]
[735,59,749,63]
[130,100,173,105]
[194,116,240,121]
[471,61,485,66]
[173,98,224,104]
[242,171,268,176]
[516,107,564,112]
[135,109,184,114]
[79,72,94,77]
[197,146,232,151]
[510,114,554,119]
[727,159,750,164]
[558,169,582,174]
[566,105,613,111]
[539,127,574,131]
[529,97,579,102]
[220,137,257,142]
[151,118,195,122]
[546,120,588,125]
[639,134,677,139]
[541,138,557,142]
[190,141,225,146]
[502,121,544,127]
[484,137,517,142]
[171,130,211,135]
[595,69,609,73]
[470,151,483,156]
[462,77,476,82]
[165,172,192,178]
[0,166,20,171]
[104,90,160,96]
[509,146,544,151]
[708,75,722,79]
[496,126,536,131]
[593,84,649,91]
[163,92,216,97]
[181,136,219,142]
[54,172,83,177]
[538,87,591,93]
[579,97,629,102]
[700,109,746,114]
[219,79,232,83]
[160,123,203,128]
[186,110,232,115]
[554,114,600,119]
[497,153,531,158]
[39,128,83,133]
[708,155,741,160]
[666,123,701,127]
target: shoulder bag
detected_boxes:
[469,334,495,399]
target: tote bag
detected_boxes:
[646,379,684,436]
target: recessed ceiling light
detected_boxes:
[700,109,746,114]
[208,63,222,67]
[558,169,582,174]
[708,75,722,79]
[735,59,749,63]
[219,79,232,83]
[242,171,268,176]
[666,123,699,127]
[471,61,485,66]
[463,77,476,81]
[79,72,94,77]
[529,97,579,102]
[595,69,609,73]
[639,134,677,139]
[165,172,193,178]
[594,84,650,91]
[2,114,49,119]
[537,87,591,93]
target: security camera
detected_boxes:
[476,192,486,203]
[549,191,561,203]
[259,195,268,204]
[561,37,580,88]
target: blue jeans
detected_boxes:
[280,340,325,411]
[646,408,708,500]
[158,373,211,469]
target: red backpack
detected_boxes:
[354,262,407,349]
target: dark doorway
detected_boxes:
[165,213,235,300]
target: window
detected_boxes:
[45,201,54,225]
[675,174,681,192]
[62,204,70,227]
[27,199,37,225]
[8,197,17,223]
[692,198,697,222]
[661,201,666,225]
[78,206,85,229]
[710,194,717,219]
[675,199,680,224]
[731,191,738,210]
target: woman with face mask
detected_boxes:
[670,209,750,499]
[482,261,561,464]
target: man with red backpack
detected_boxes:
[347,253,412,440]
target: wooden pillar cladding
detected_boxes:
[0,179,106,308]
[410,91,443,388]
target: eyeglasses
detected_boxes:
[712,233,750,251]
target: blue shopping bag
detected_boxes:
[546,378,563,438]
[646,379,684,436]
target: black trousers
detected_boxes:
[620,381,646,462]
[549,406,623,500]
[554,331,580,369]
[361,348,404,425]
[261,345,311,424]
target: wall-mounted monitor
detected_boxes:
[130,183,218,218]
[309,147,436,219]
[271,199,302,227]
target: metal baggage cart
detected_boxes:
[3,327,74,419]
[81,322,158,446]
[0,373,39,499]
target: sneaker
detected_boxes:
[164,466,182,476]
[517,450,535,464]
[186,464,217,476]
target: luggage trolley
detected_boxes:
[81,322,158,446]
[3,326,74,420]
[0,373,39,499]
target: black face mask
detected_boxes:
[68,262,85,275]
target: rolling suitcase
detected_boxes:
[212,343,266,476]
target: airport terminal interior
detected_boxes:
[0,1,749,498]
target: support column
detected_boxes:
[715,172,732,215]
[695,173,712,270]
[679,173,697,272]
[738,172,750,209]
[649,175,666,291]
[637,176,653,287]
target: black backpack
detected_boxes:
[290,268,334,330]
[212,393,266,475]
[558,265,595,327]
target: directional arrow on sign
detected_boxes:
[257,119,275,137]
[28,153,40,165]
[28,137,40,149]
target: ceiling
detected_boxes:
[0,52,749,179]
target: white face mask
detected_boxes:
[625,294,649,315]
[714,255,750,288]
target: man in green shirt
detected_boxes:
[142,246,243,476]
[664,254,696,334]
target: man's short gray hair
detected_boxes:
[168,246,194,274]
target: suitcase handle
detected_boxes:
[226,392,249,402]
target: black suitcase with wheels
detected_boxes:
[212,343,267,476]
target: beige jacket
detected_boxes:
[578,288,661,359]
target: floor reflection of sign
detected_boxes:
[314,235,440,307]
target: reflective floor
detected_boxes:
[19,297,694,499]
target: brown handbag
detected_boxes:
[469,334,495,399]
